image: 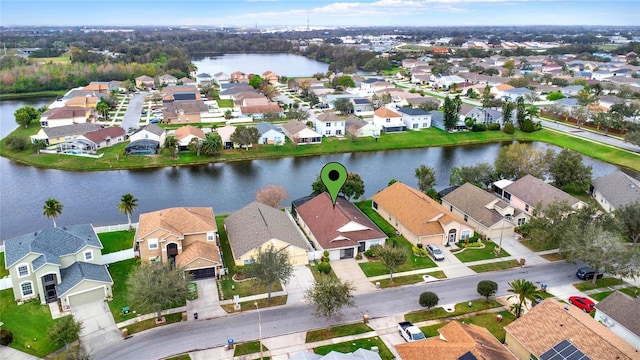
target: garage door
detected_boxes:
[188,267,215,280]
[68,288,105,307]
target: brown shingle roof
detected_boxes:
[504,175,582,209]
[372,182,465,237]
[595,291,640,337]
[504,299,637,360]
[47,106,91,120]
[396,321,516,360]
[137,207,217,241]
[240,104,283,114]
[175,126,205,141]
[81,126,125,144]
[296,193,387,250]
[175,241,221,268]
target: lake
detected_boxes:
[191,53,329,78]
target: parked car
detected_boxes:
[568,296,595,312]
[398,321,426,342]
[141,110,147,115]
[426,244,445,261]
[149,118,160,124]
[531,297,544,307]
[576,266,603,280]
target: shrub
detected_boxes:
[471,123,487,132]
[503,122,515,134]
[419,291,439,311]
[323,250,330,258]
[0,329,13,345]
[317,261,332,274]
[488,123,501,131]
[416,243,424,249]
[5,136,28,151]
[521,119,535,133]
[355,253,362,260]
[412,246,429,257]
[365,244,382,258]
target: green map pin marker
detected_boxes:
[321,162,348,208]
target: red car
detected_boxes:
[568,296,595,312]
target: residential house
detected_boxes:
[231,71,250,83]
[490,84,515,99]
[560,85,584,97]
[345,116,378,138]
[256,122,285,145]
[65,95,101,108]
[225,201,311,266]
[406,96,441,109]
[40,106,96,128]
[75,126,126,151]
[158,74,178,86]
[591,70,614,81]
[598,95,626,110]
[371,182,474,246]
[465,107,504,126]
[129,123,167,147]
[262,70,280,84]
[135,75,155,89]
[396,321,516,360]
[240,104,284,120]
[135,207,222,279]
[281,120,322,145]
[178,77,197,86]
[82,81,111,94]
[372,107,405,133]
[502,87,533,102]
[295,193,387,260]
[175,125,206,151]
[504,299,637,360]
[493,175,585,217]
[430,74,465,89]
[216,125,237,149]
[219,84,257,100]
[397,107,431,130]
[163,100,208,124]
[441,183,527,241]
[233,92,268,107]
[351,98,374,114]
[590,171,640,213]
[196,73,213,87]
[594,291,640,347]
[213,72,231,85]
[30,123,103,146]
[4,224,113,309]
[315,112,346,137]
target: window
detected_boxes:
[326,122,331,127]
[518,218,526,226]
[525,204,530,212]
[372,201,378,210]
[413,123,418,129]
[464,215,468,222]
[207,232,215,241]
[243,259,254,265]
[423,123,428,128]
[336,130,342,135]
[84,251,93,261]
[386,118,391,123]
[326,130,331,135]
[18,265,29,277]
[461,230,471,240]
[148,238,159,250]
[21,282,33,297]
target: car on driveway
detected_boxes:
[576,266,603,280]
[426,244,445,261]
[568,296,595,312]
[149,118,160,124]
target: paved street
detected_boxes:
[121,92,146,133]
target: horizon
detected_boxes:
[1,0,639,28]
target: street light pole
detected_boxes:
[255,301,263,360]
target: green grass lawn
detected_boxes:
[405,299,503,323]
[121,312,183,334]
[314,337,394,360]
[107,258,139,323]
[98,231,135,254]
[469,260,520,273]
[221,295,287,313]
[164,355,191,360]
[306,323,373,343]
[590,291,614,301]
[218,278,283,300]
[216,99,234,108]
[620,286,640,298]
[573,277,625,292]
[419,322,448,337]
[462,310,517,342]
[590,286,638,301]
[520,238,558,252]
[376,271,446,288]
[453,240,510,262]
[215,215,235,275]
[541,253,563,262]
[0,253,9,277]
[234,340,268,356]
[309,261,338,282]
[0,289,62,357]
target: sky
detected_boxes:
[1,0,639,27]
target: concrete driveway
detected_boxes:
[71,301,121,354]
[186,279,227,321]
[330,259,376,294]
[285,266,315,304]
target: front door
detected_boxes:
[358,242,366,253]
[167,243,178,267]
[42,274,57,303]
[448,229,457,243]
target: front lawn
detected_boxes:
[541,253,564,262]
[234,340,268,357]
[221,295,287,313]
[0,289,62,357]
[98,231,135,254]
[469,260,520,273]
[462,310,517,342]
[376,271,446,288]
[590,286,638,301]
[358,238,437,277]
[520,238,558,252]
[453,240,510,263]
[218,278,283,300]
[120,312,183,334]
[419,322,448,338]
[573,277,624,292]
[405,299,503,323]
[106,258,139,323]
[314,337,394,360]
[590,291,614,301]
[306,323,373,343]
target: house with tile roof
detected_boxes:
[76,126,126,151]
[40,106,96,128]
[240,104,284,120]
[162,100,208,124]
[493,175,585,217]
[345,116,378,138]
[225,202,311,266]
[442,183,527,241]
[371,182,474,246]
[4,224,113,309]
[231,71,250,83]
[504,299,637,360]
[135,75,155,89]
[216,124,237,149]
[158,74,178,86]
[295,193,387,260]
[135,207,222,279]
[594,291,640,347]
[82,81,112,94]
[65,95,101,109]
[373,107,405,133]
[465,107,504,126]
[590,171,640,213]
[175,125,206,151]
[179,77,197,86]
[256,122,285,145]
[502,87,533,102]
[213,72,230,85]
[396,321,516,360]
[281,120,322,145]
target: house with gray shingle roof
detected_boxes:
[225,201,311,266]
[3,224,113,309]
[594,291,640,347]
[30,123,103,146]
[256,122,285,145]
[590,171,640,213]
[129,123,167,147]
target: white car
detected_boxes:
[426,244,445,261]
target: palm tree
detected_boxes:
[202,133,222,156]
[507,279,539,318]
[164,135,178,159]
[526,106,540,122]
[43,198,63,228]
[117,193,139,230]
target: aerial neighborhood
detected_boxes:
[1,24,640,360]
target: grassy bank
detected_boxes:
[0,90,66,100]
[1,124,638,172]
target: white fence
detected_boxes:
[94,223,138,233]
[102,249,135,264]
[308,250,323,262]
[0,277,12,291]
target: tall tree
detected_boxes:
[334,98,354,114]
[576,88,596,128]
[501,101,515,125]
[126,262,192,320]
[230,126,260,150]
[449,163,494,188]
[164,135,178,158]
[494,143,555,180]
[96,97,111,122]
[414,165,436,193]
[507,279,539,318]
[245,244,293,302]
[548,148,593,189]
[14,105,40,128]
[515,96,527,127]
[615,200,640,244]
[311,172,364,200]
[187,138,204,156]
[477,280,498,303]
[201,133,222,156]
[249,75,265,89]
[503,59,516,77]
[373,245,408,284]
[442,95,462,131]
[255,185,289,208]
[117,193,139,230]
[305,277,355,324]
[526,106,540,121]
[43,198,63,228]
[481,85,492,108]
[48,315,82,351]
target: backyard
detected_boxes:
[98,230,135,254]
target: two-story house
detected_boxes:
[315,112,346,137]
[372,107,405,133]
[397,107,431,130]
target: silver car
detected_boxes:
[426,244,445,261]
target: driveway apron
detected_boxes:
[285,266,315,304]
[186,279,227,321]
[330,259,376,294]
[71,301,121,355]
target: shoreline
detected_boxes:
[0,90,66,101]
